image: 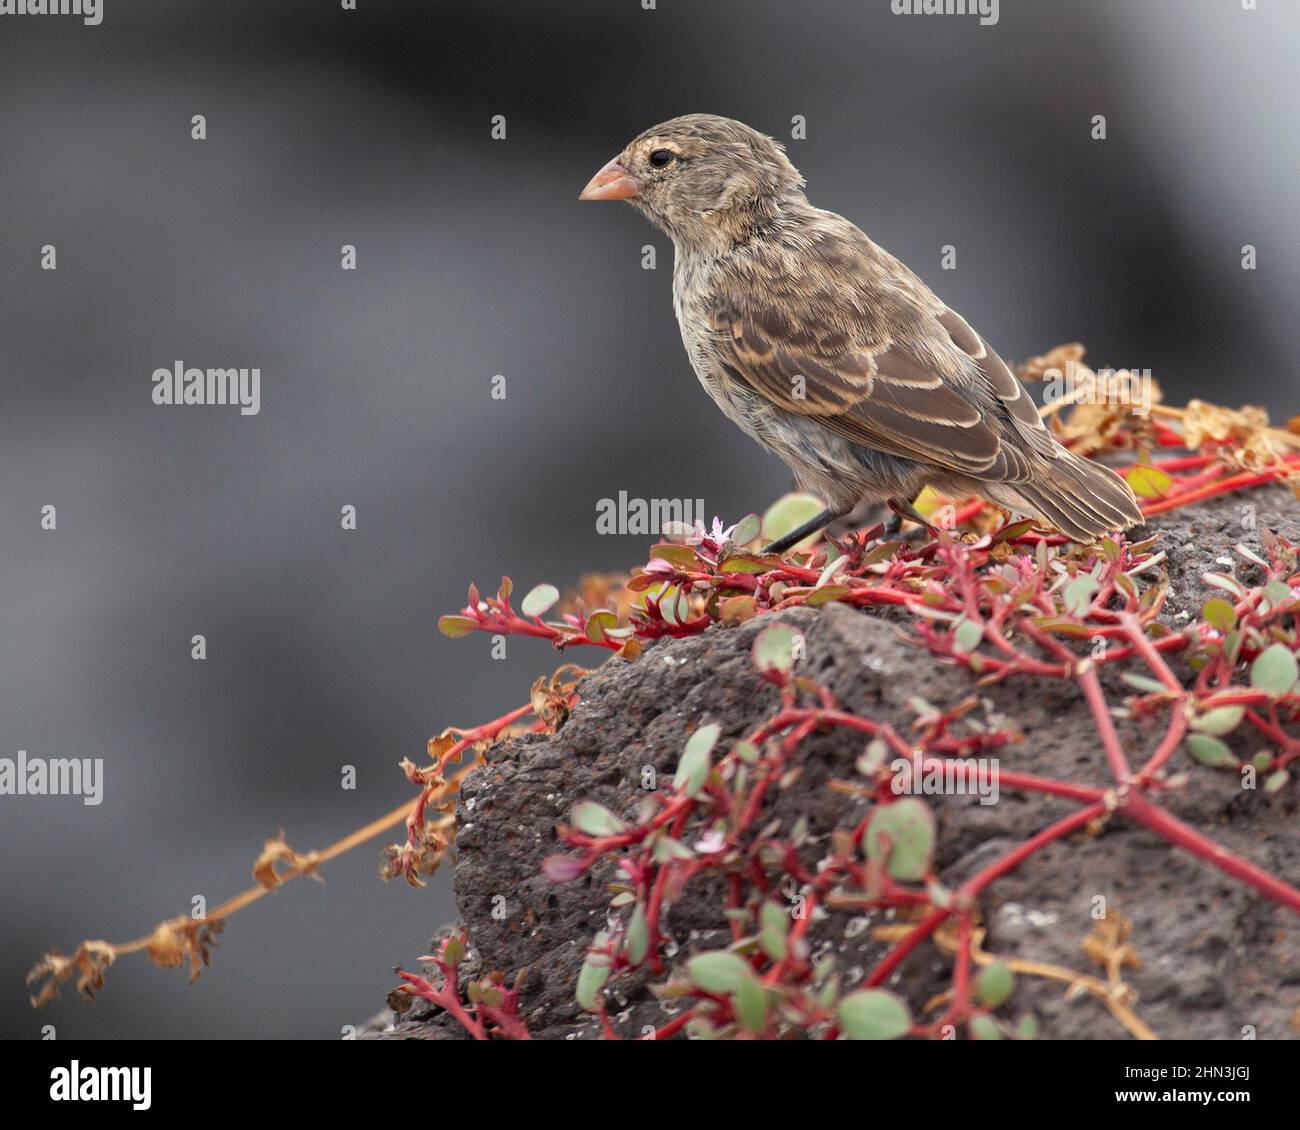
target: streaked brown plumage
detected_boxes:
[580,114,1143,550]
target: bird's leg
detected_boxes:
[760,505,849,556]
[886,498,939,539]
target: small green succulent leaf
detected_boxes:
[865,798,935,882]
[837,990,912,1040]
[520,583,560,618]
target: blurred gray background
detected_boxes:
[1,0,1295,1039]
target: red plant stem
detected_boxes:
[1121,792,1300,913]
[435,701,536,773]
[1076,665,1133,782]
[959,803,1106,900]
[1245,709,1300,768]
[952,498,988,525]
[738,718,815,828]
[1141,466,1293,516]
[1091,630,1191,669]
[1119,617,1184,692]
[484,1005,533,1040]
[651,1009,696,1040]
[1153,422,1188,447]
[983,621,1068,678]
[398,969,487,1040]
[643,804,693,972]
[865,907,949,987]
[910,754,1104,804]
[1118,617,1193,780]
[946,913,974,1021]
[1137,715,1189,783]
[1218,691,1295,710]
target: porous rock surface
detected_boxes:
[361,486,1300,1040]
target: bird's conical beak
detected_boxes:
[579,158,639,201]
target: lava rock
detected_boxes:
[361,486,1300,1040]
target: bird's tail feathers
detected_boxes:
[987,452,1144,542]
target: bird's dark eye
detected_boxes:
[649,148,675,168]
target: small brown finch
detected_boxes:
[580,114,1143,553]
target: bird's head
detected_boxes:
[580,114,805,245]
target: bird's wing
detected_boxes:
[706,231,1058,483]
